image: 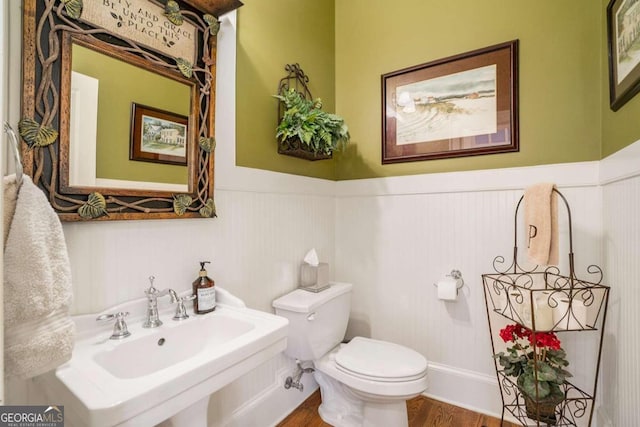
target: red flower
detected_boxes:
[529,331,561,350]
[514,323,529,339]
[499,324,518,342]
[499,323,532,343]
[499,324,563,351]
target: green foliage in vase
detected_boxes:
[274,88,350,156]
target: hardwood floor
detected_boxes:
[277,390,518,427]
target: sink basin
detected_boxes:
[94,314,255,379]
[34,289,288,427]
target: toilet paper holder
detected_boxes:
[433,269,465,295]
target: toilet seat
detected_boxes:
[335,337,427,383]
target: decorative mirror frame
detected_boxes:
[20,0,239,221]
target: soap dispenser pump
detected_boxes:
[192,261,216,314]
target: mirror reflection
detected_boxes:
[68,42,193,192]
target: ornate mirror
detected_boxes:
[21,0,241,220]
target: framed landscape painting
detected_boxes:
[381,40,519,164]
[130,103,189,166]
[607,0,640,111]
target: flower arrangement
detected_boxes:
[495,323,571,404]
[274,88,350,156]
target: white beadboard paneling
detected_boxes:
[335,178,603,413]
[601,177,640,427]
[63,189,335,315]
[57,188,334,425]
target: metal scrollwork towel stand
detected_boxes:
[481,188,610,427]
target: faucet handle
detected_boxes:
[172,294,196,321]
[145,275,157,295]
[96,311,131,340]
[146,276,170,299]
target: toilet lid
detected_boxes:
[335,337,427,382]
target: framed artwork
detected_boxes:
[130,103,189,166]
[607,0,640,111]
[381,40,519,164]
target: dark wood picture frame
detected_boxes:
[130,103,189,166]
[382,40,519,164]
[607,0,640,111]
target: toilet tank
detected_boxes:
[272,282,352,361]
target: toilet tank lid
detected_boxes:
[272,282,352,313]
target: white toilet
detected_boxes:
[272,282,428,427]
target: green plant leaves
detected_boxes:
[78,192,108,219]
[18,118,58,148]
[62,0,83,19]
[203,14,220,36]
[519,372,551,399]
[173,194,192,216]
[274,88,350,155]
[531,361,557,382]
[546,349,569,367]
[165,0,184,26]
[199,198,217,218]
[175,58,193,78]
[199,137,216,153]
[495,352,526,378]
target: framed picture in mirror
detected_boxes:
[130,104,189,166]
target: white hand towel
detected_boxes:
[524,183,559,266]
[3,175,75,379]
[3,174,19,247]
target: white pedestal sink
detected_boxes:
[34,289,288,427]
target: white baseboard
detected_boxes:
[426,362,613,426]
[227,361,508,426]
[221,367,319,427]
[424,362,519,424]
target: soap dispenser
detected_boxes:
[192,261,216,314]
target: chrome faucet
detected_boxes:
[143,276,173,328]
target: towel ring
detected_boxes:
[3,122,23,185]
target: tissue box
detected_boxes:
[299,263,330,292]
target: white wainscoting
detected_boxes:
[11,157,617,426]
[599,142,640,427]
[334,162,603,419]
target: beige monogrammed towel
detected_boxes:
[524,183,558,266]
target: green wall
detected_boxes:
[335,0,601,179]
[236,0,336,180]
[235,1,640,181]
[601,0,640,157]
[72,44,190,185]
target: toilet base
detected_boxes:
[361,401,408,427]
[314,371,411,427]
[315,371,363,427]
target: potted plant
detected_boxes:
[274,88,350,160]
[494,323,571,425]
